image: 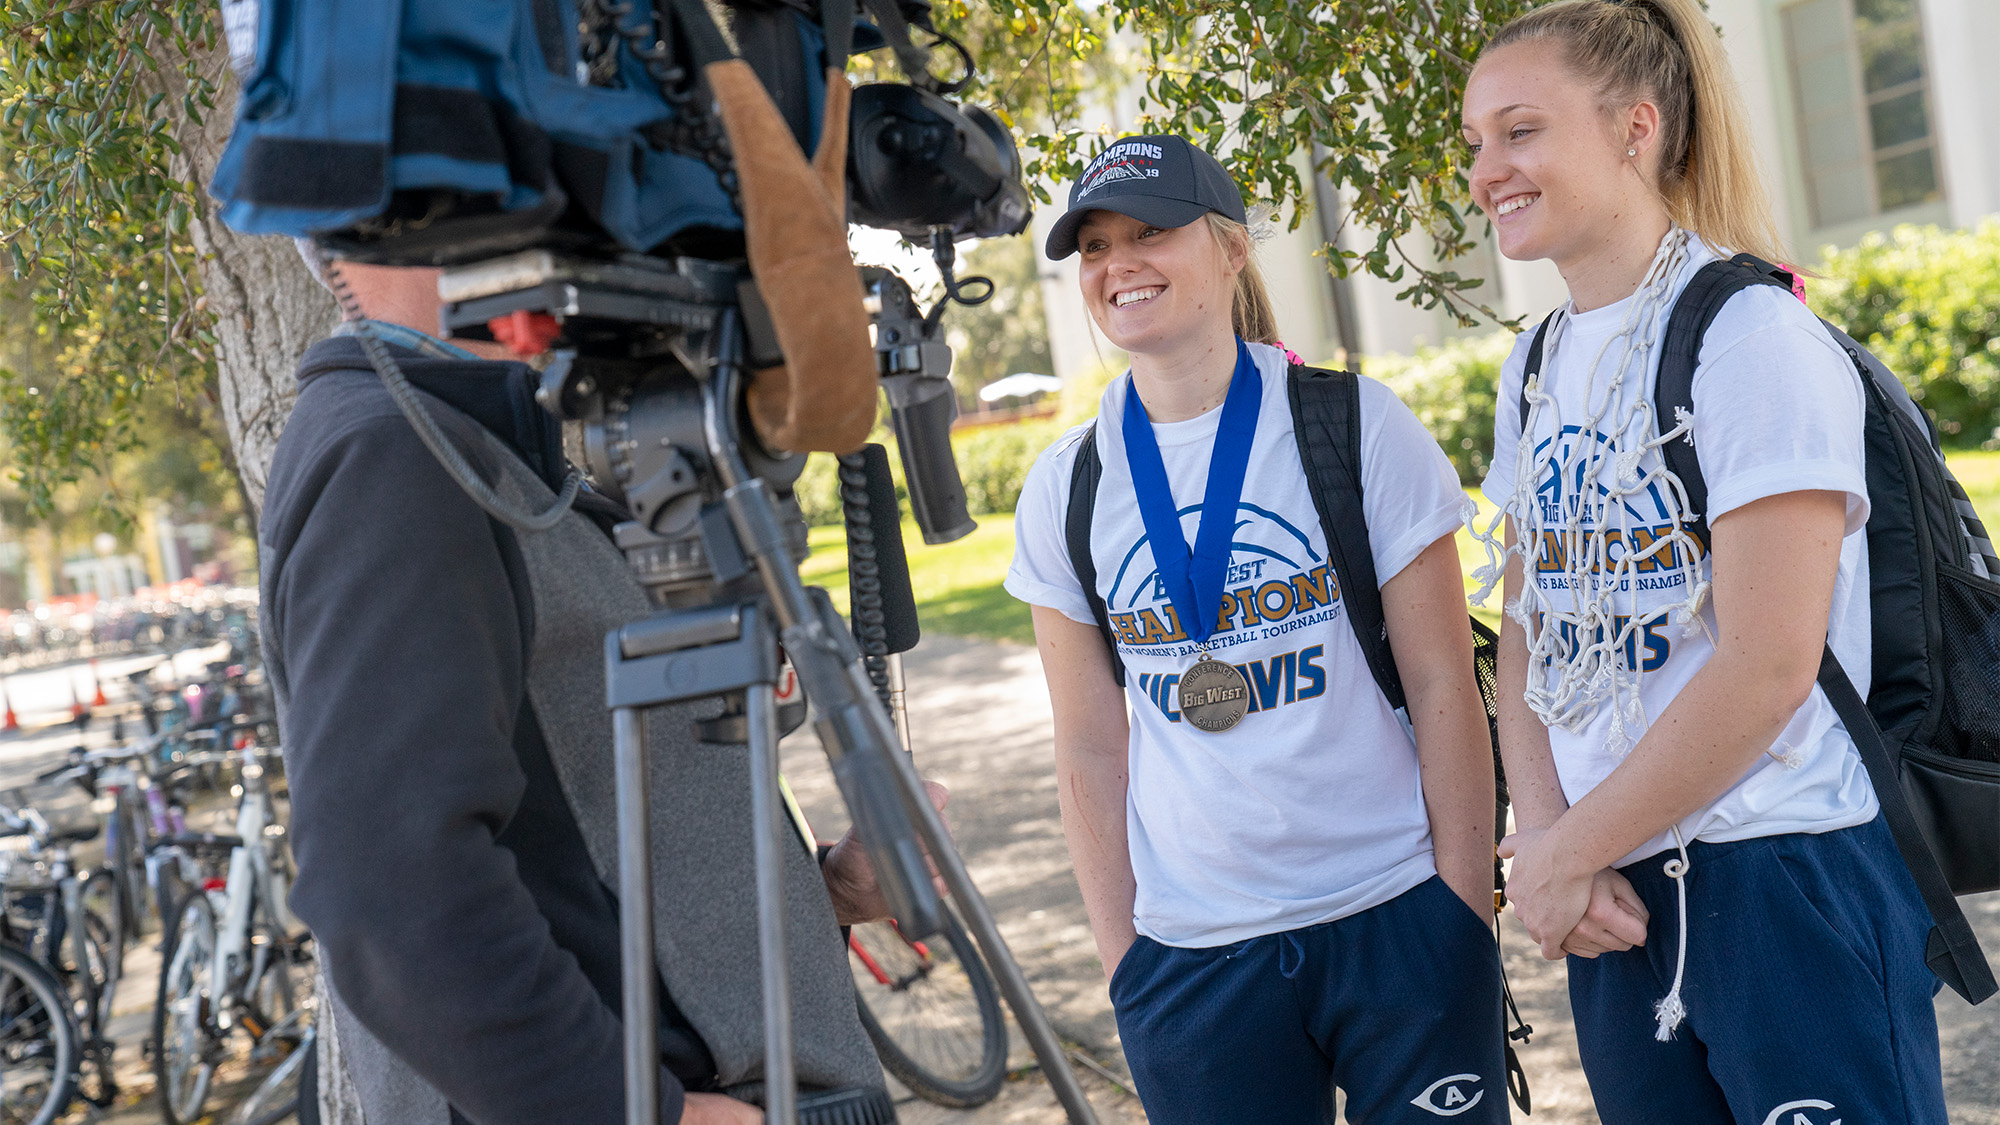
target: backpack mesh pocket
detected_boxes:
[1935,563,2000,764]
[1471,617,1508,831]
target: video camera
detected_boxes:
[218,0,1027,544]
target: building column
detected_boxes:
[1922,0,2000,228]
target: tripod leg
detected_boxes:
[747,683,797,1124]
[871,711,1102,1125]
[614,707,661,1125]
[799,634,1103,1125]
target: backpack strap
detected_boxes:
[1816,647,1998,1004]
[1287,363,1406,711]
[1516,311,1561,435]
[1651,253,1798,546]
[1065,424,1126,687]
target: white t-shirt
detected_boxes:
[1481,240,1879,867]
[1006,341,1468,947]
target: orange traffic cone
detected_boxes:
[69,679,87,724]
[88,659,107,709]
[0,679,17,733]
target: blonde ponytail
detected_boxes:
[1204,212,1280,345]
[1487,0,1790,265]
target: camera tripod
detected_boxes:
[439,253,1100,1125]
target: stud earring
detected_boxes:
[1627,147,1638,157]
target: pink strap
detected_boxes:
[1777,263,1808,303]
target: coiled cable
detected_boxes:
[838,451,895,715]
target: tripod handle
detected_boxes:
[884,374,976,546]
[817,699,945,941]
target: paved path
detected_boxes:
[0,645,237,737]
[784,633,2000,1125]
[4,637,1988,1123]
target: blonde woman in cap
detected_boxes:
[1005,134,1508,1123]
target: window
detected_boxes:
[1783,0,1943,228]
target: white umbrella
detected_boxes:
[978,373,1063,403]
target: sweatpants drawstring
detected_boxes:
[1653,826,1692,1041]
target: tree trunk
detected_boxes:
[164,54,338,520]
[159,42,353,1122]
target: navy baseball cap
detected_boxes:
[1044,134,1248,260]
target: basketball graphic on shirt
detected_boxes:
[1529,423,1704,608]
[1102,500,1343,655]
[1533,424,1675,528]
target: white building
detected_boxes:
[1035,0,1999,374]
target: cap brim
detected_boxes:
[1044,196,1213,260]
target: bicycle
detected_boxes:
[0,800,123,1111]
[154,741,313,1125]
[0,937,80,1125]
[777,775,1008,1110]
[849,907,1007,1107]
[85,736,231,941]
[42,741,154,946]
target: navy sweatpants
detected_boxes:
[1568,814,1945,1125]
[1111,875,1508,1124]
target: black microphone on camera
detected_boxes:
[852,444,922,655]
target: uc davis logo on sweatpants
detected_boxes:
[1761,1100,1840,1125]
[1411,1074,1483,1116]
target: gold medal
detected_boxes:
[1178,654,1251,733]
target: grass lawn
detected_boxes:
[1946,449,2000,528]
[801,450,2000,646]
[802,516,1036,645]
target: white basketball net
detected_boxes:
[1468,226,1718,756]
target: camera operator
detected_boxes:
[260,248,941,1125]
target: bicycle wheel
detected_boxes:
[850,910,1007,1108]
[78,873,124,1029]
[109,802,150,941]
[232,1025,310,1125]
[244,917,311,1056]
[0,941,80,1125]
[154,891,219,1125]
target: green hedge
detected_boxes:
[794,222,2000,518]
[1324,221,2000,479]
[1811,220,2000,448]
[794,418,1065,526]
[1367,331,1513,484]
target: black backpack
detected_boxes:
[1067,364,1535,1113]
[1520,254,1999,1004]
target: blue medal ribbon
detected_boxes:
[1121,338,1261,649]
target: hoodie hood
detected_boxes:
[295,336,567,495]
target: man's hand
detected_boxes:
[1556,868,1650,958]
[1499,827,1594,960]
[681,1092,763,1123]
[822,781,951,926]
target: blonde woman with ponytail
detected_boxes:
[1465,1,1948,1121]
[1005,135,1508,1123]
